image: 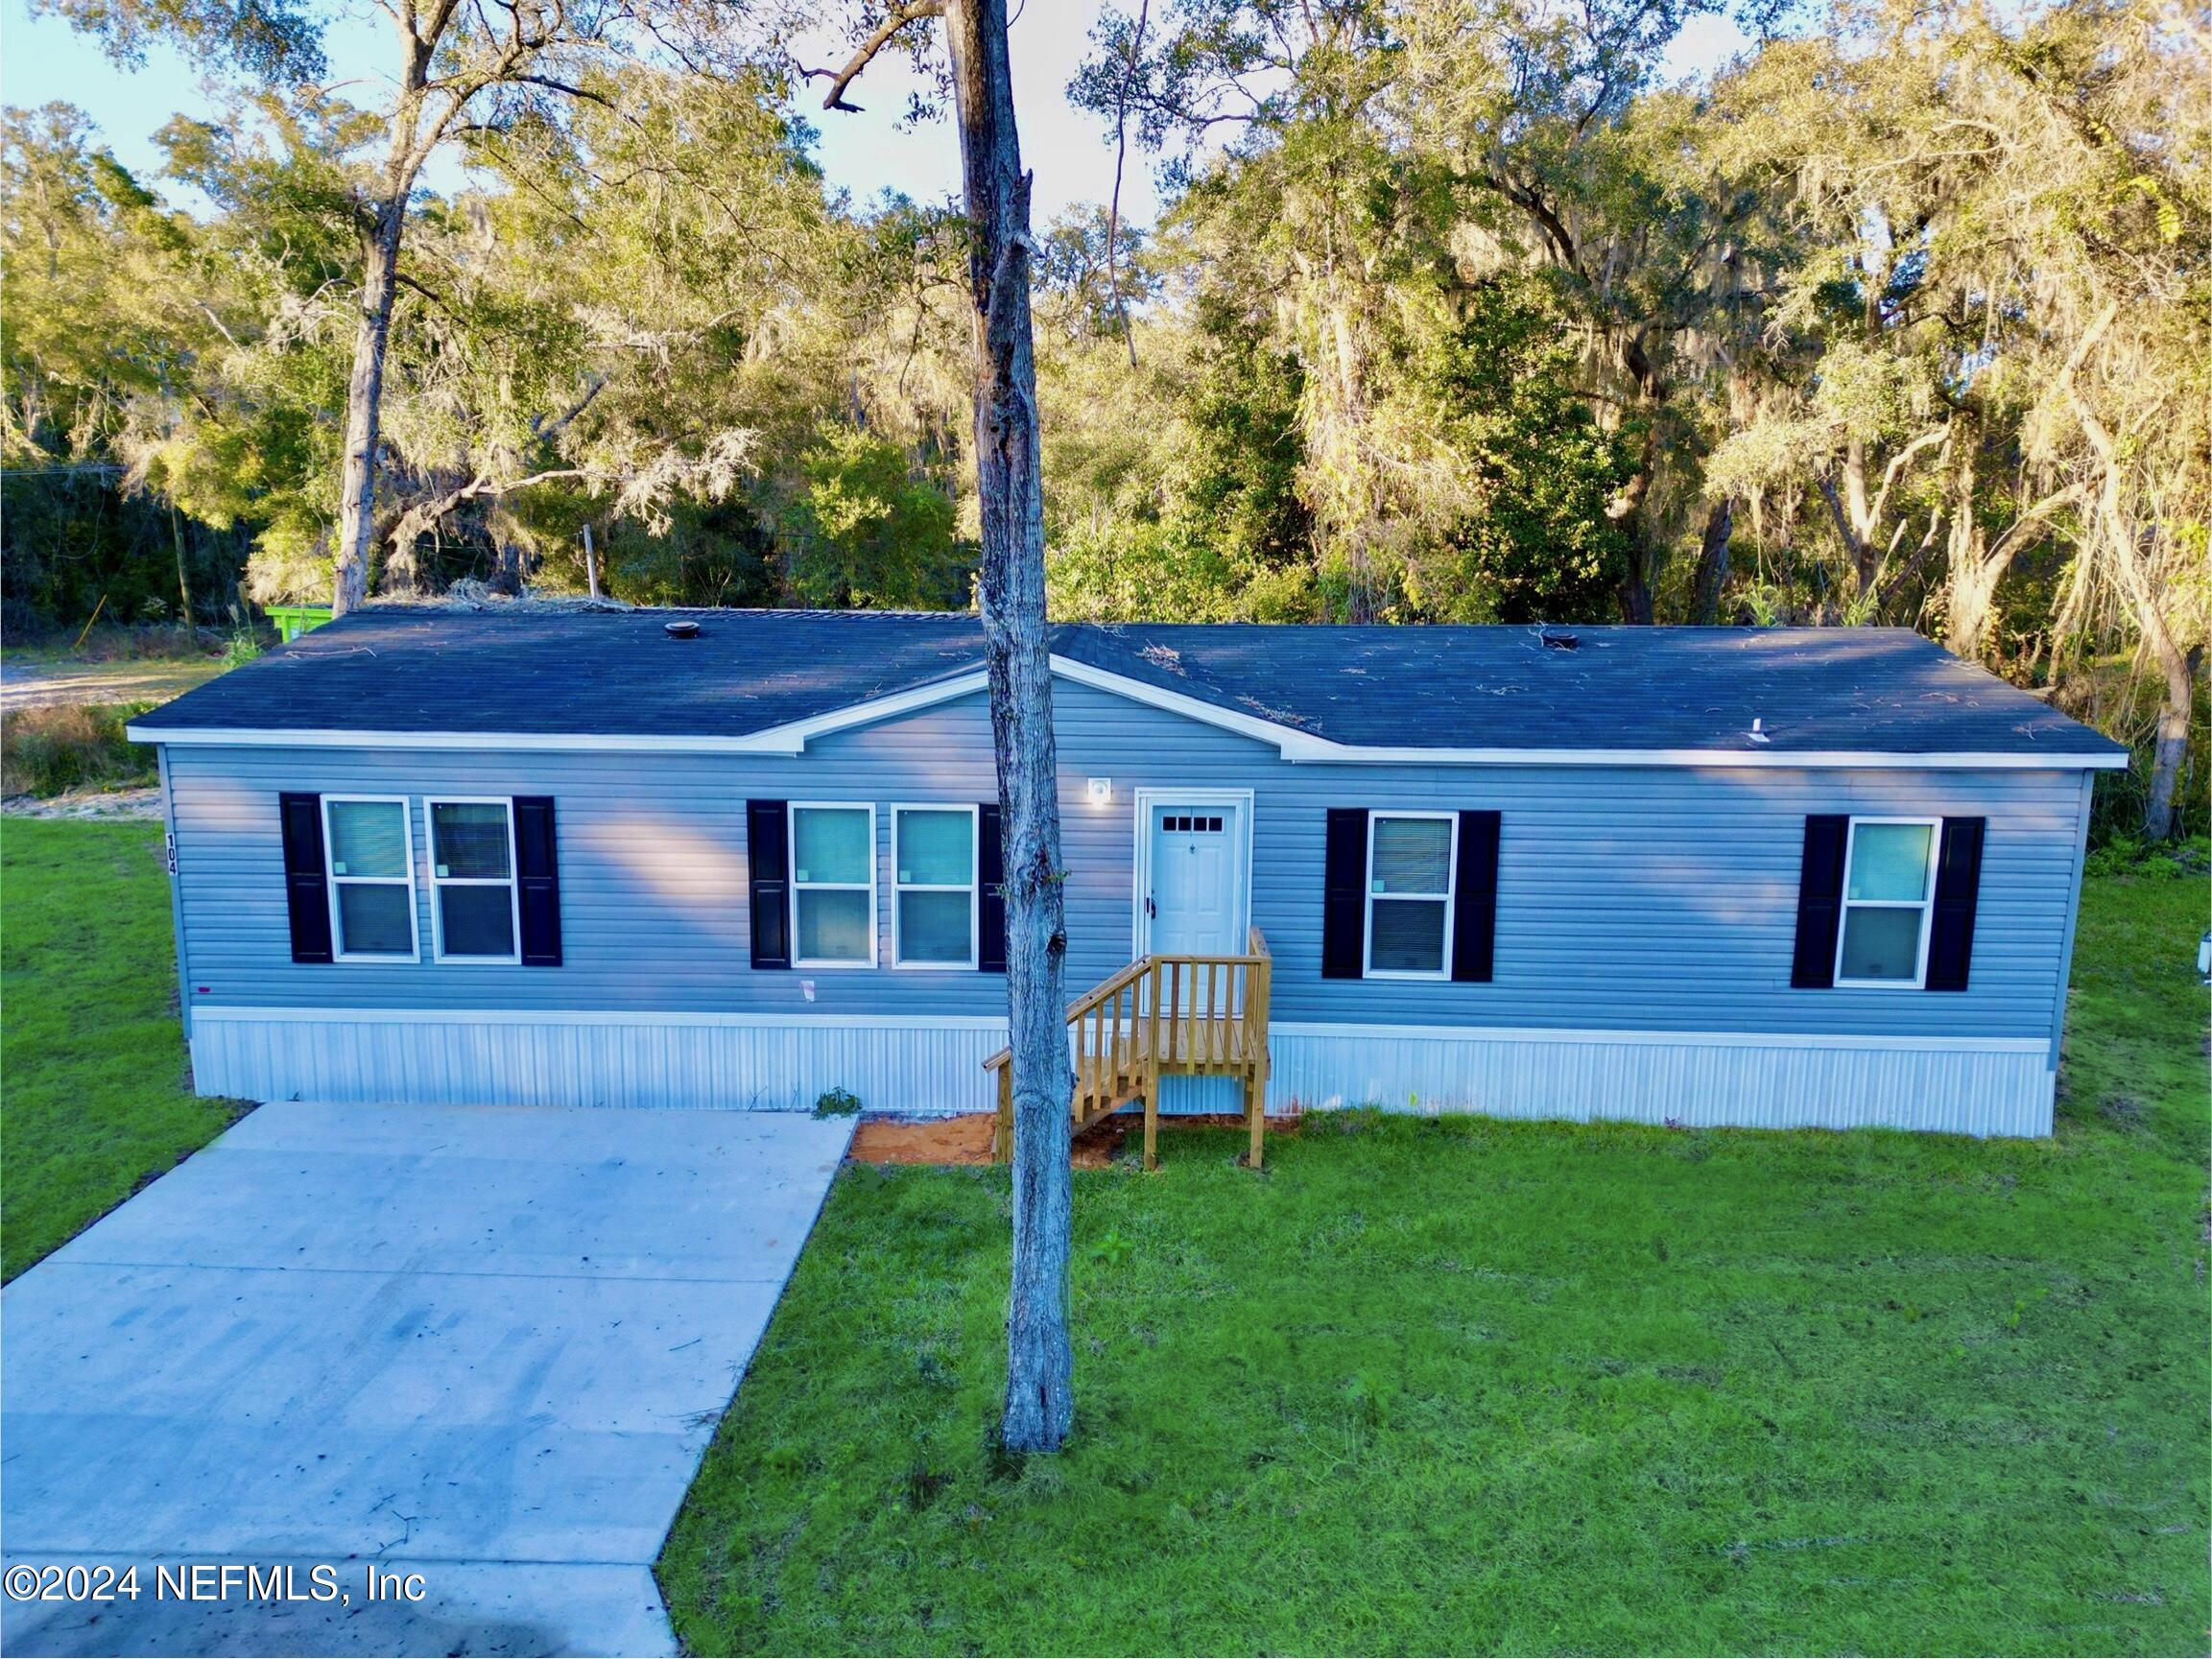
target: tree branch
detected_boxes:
[1985,481,2088,566]
[388,466,591,553]
[530,374,607,441]
[1864,424,1950,536]
[1816,472,1864,568]
[809,0,946,111]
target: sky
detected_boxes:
[0,0,1748,226]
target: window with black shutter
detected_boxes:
[1795,814,1978,991]
[1324,808,1500,982]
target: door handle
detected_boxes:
[1145,896,1155,918]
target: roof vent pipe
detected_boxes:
[664,619,701,639]
[1748,718,1772,745]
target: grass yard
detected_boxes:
[660,865,2212,1656]
[1,819,247,1279]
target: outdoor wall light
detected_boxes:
[1086,777,1113,805]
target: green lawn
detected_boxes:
[660,865,2212,1656]
[1,818,248,1279]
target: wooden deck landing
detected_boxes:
[987,929,1272,1171]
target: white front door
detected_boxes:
[1143,800,1247,959]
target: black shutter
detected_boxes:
[1321,808,1368,980]
[278,792,332,963]
[1790,815,1850,989]
[514,796,561,966]
[978,803,1007,973]
[748,799,790,969]
[1451,810,1501,983]
[1925,817,1986,992]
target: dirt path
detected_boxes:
[1,656,226,713]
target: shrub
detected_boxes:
[2081,834,2209,881]
[813,1086,863,1118]
[0,703,158,797]
[2082,836,2145,879]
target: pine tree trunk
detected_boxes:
[1614,485,1657,624]
[1611,339,1664,625]
[168,504,193,628]
[1944,532,2003,659]
[2143,648,2194,841]
[2108,507,2197,841]
[943,0,1075,1455]
[1689,497,1731,625]
[332,197,406,616]
[1940,445,1998,658]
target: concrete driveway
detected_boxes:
[1,1102,854,1656]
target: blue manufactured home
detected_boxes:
[129,607,2126,1138]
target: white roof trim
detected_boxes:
[128,669,991,756]
[128,652,2129,770]
[1049,655,2129,770]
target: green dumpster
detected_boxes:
[268,604,334,642]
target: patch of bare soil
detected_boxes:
[847,1109,1302,1168]
[849,1114,996,1166]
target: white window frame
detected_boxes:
[321,794,420,964]
[1364,809,1459,982]
[424,795,523,965]
[788,801,878,969]
[890,803,981,971]
[1834,815,1942,990]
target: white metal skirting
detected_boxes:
[186,1009,2057,1136]
[188,1009,1008,1115]
[1266,1025,2055,1138]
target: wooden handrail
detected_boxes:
[983,928,1270,1070]
[987,923,1272,1170]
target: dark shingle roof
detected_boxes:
[135,607,987,740]
[131,605,2124,759]
[1062,623,2124,756]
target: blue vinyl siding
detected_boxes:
[159,677,2088,1048]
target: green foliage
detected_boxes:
[814,1087,864,1119]
[2082,836,2210,882]
[0,820,250,1278]
[1388,275,1636,621]
[776,427,968,609]
[659,872,2209,1655]
[0,703,158,796]
[5,0,2200,826]
[0,472,245,634]
[35,0,324,82]
[1044,276,1325,622]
